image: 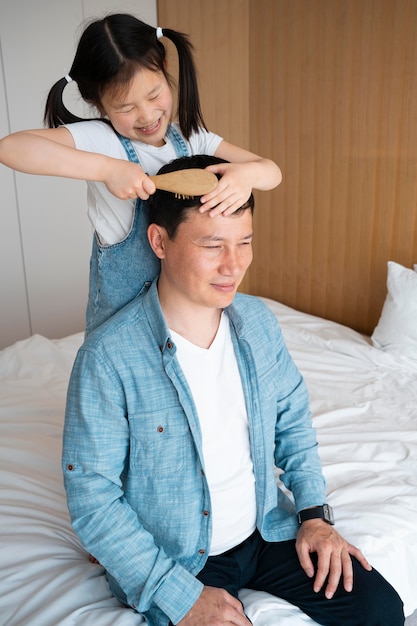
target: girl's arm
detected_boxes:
[201,139,282,216]
[0,128,155,199]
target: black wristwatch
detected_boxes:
[297,504,335,525]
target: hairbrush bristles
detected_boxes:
[175,193,194,200]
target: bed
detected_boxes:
[1,260,416,626]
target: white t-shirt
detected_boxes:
[170,313,257,555]
[66,120,223,245]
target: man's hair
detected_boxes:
[147,155,255,239]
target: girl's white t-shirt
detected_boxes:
[66,120,222,245]
[170,313,257,556]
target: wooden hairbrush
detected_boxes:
[149,169,218,198]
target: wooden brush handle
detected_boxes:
[149,169,218,196]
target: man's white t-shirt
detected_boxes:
[66,121,222,245]
[170,313,257,556]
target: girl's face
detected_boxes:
[100,68,173,147]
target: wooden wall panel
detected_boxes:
[249,0,417,333]
[157,0,251,294]
[157,0,249,147]
[158,0,417,334]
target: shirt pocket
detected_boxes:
[128,407,194,476]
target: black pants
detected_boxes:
[195,530,404,626]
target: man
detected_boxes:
[63,155,404,626]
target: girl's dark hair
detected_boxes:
[148,155,255,239]
[44,13,206,139]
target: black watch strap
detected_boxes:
[297,504,334,525]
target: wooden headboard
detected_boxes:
[158,0,417,335]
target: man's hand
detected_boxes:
[177,586,252,625]
[296,519,372,599]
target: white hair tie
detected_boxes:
[156,26,163,39]
[64,74,73,84]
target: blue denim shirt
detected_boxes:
[63,282,326,625]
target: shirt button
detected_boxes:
[198,549,206,555]
[166,341,173,349]
[67,464,74,471]
[202,510,209,516]
[157,426,164,433]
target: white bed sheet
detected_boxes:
[1,298,416,625]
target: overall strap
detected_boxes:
[114,131,141,164]
[166,124,189,157]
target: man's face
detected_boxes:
[153,208,253,312]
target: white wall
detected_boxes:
[0,0,157,349]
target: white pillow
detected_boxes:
[371,261,417,358]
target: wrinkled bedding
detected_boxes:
[1,298,416,625]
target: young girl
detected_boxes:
[0,13,281,334]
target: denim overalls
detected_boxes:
[85,125,189,335]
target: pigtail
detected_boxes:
[161,28,207,138]
[44,77,85,128]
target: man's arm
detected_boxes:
[271,318,372,597]
[272,325,327,510]
[63,346,202,624]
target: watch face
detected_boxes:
[323,504,335,524]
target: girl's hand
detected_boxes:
[199,162,253,217]
[103,158,156,200]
